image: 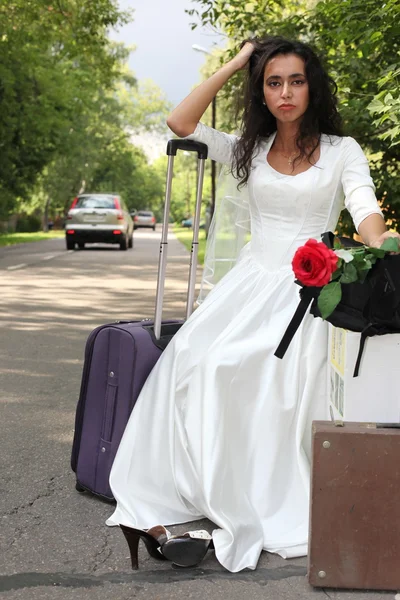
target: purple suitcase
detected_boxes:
[71,139,208,501]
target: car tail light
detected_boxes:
[66,230,75,234]
[117,211,124,220]
[114,197,121,210]
[70,197,78,210]
[113,230,121,234]
[134,216,139,222]
[152,217,156,223]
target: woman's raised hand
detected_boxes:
[231,42,256,71]
[167,42,256,138]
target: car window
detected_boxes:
[76,196,116,209]
[138,211,154,217]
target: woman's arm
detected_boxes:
[359,214,400,249]
[342,137,400,250]
[166,43,255,138]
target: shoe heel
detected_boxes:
[120,525,140,570]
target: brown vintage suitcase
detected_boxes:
[309,420,400,591]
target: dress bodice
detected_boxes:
[184,123,383,270]
[247,133,343,269]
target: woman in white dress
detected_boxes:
[106,36,399,573]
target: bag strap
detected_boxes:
[353,323,381,377]
[321,231,335,248]
[275,287,318,359]
[322,231,364,250]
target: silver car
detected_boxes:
[65,194,134,250]
[133,210,156,231]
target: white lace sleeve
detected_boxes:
[180,122,238,165]
[342,137,383,232]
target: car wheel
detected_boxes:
[128,234,133,249]
[120,235,128,250]
[78,242,85,250]
[66,238,75,250]
[152,226,156,231]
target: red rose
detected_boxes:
[292,239,338,287]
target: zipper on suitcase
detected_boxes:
[101,374,118,442]
[71,325,107,471]
[93,327,137,497]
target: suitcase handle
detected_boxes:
[154,139,207,339]
[166,139,208,160]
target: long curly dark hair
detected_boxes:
[233,36,343,187]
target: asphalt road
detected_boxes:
[0,231,394,600]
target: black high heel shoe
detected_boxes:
[120,524,169,569]
[161,530,214,567]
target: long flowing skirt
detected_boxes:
[106,248,329,572]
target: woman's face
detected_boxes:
[263,53,309,124]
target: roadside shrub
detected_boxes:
[15,214,42,232]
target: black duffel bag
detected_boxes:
[275,232,400,376]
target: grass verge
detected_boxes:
[0,231,65,247]
[173,225,206,265]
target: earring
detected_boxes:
[262,100,266,106]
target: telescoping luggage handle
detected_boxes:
[153,139,208,340]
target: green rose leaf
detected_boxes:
[318,282,342,319]
[368,247,386,258]
[358,258,372,271]
[364,253,378,264]
[331,269,342,281]
[340,262,358,283]
[379,237,399,253]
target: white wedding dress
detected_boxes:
[106,123,383,572]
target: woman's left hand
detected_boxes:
[369,231,400,253]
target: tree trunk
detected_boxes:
[43,196,51,232]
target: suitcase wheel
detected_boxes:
[75,482,85,493]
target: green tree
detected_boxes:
[0,1,173,230]
[188,0,400,233]
[120,78,173,135]
[34,81,170,228]
[0,0,130,219]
